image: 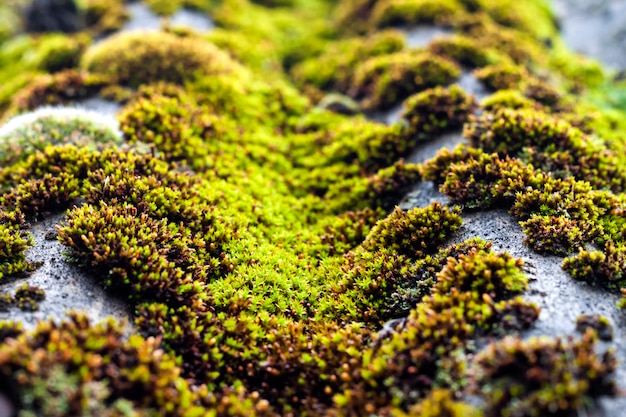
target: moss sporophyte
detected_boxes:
[0,0,623,415]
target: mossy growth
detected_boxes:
[8,70,110,116]
[563,241,626,290]
[401,84,477,140]
[363,204,462,260]
[481,89,540,112]
[82,0,128,35]
[13,284,45,311]
[0,33,93,115]
[464,108,626,190]
[0,313,206,416]
[520,215,590,256]
[326,160,422,212]
[333,247,538,414]
[350,51,461,110]
[0,0,625,414]
[473,63,528,91]
[290,30,405,93]
[302,119,412,174]
[0,222,33,280]
[1,172,81,220]
[81,31,242,88]
[474,331,616,417]
[0,106,123,166]
[369,0,465,29]
[393,389,483,417]
[576,314,613,341]
[428,34,498,69]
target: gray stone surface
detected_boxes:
[552,0,626,70]
[0,213,134,331]
[76,97,122,117]
[122,2,214,33]
[404,25,454,49]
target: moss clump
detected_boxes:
[317,207,385,256]
[428,34,496,68]
[81,31,241,88]
[481,89,540,112]
[1,172,81,220]
[0,222,34,280]
[464,108,626,190]
[8,70,110,115]
[474,331,616,417]
[401,84,477,140]
[520,215,588,256]
[334,247,537,414]
[117,93,239,166]
[351,52,461,110]
[363,204,462,260]
[0,107,122,166]
[57,170,235,305]
[83,0,128,34]
[576,314,613,341]
[369,0,464,28]
[473,64,528,91]
[394,389,483,417]
[291,30,405,93]
[304,119,411,173]
[440,151,540,209]
[0,313,203,416]
[326,160,422,212]
[562,241,626,289]
[13,284,45,311]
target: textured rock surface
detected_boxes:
[553,0,626,70]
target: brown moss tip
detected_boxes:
[576,314,613,341]
[350,51,461,111]
[81,31,242,88]
[402,84,477,139]
[9,70,110,116]
[363,203,462,260]
[13,284,45,311]
[474,331,617,417]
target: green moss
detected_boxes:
[520,215,589,256]
[575,314,613,341]
[291,30,405,93]
[0,107,123,166]
[351,52,461,110]
[0,0,624,414]
[393,389,483,417]
[475,331,616,417]
[369,0,464,28]
[8,70,110,116]
[363,204,462,260]
[82,0,128,34]
[402,84,477,139]
[1,172,81,220]
[0,222,33,280]
[81,31,242,88]
[481,89,539,112]
[13,284,45,311]
[464,108,626,190]
[326,160,422,212]
[0,313,204,416]
[428,34,497,68]
[563,241,626,289]
[473,63,527,91]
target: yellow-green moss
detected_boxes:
[351,51,461,110]
[81,31,242,87]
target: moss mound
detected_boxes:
[0,0,624,416]
[81,31,241,87]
